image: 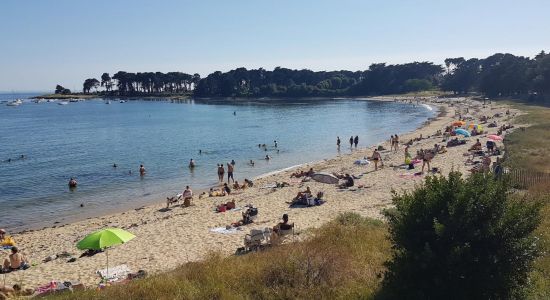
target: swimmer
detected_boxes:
[265,155,271,160]
[189,159,195,168]
[274,140,278,148]
[249,160,255,166]
[68,178,77,188]
[231,159,236,165]
[199,149,202,155]
[139,164,146,176]
[337,136,341,148]
[113,163,117,168]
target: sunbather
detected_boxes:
[0,229,16,247]
[469,139,482,151]
[2,247,29,272]
[338,174,354,188]
[295,186,312,200]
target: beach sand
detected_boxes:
[1,97,522,289]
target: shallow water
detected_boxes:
[0,94,434,231]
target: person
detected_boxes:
[390,135,395,151]
[233,181,241,190]
[182,186,193,207]
[404,146,412,167]
[469,139,482,151]
[336,136,341,148]
[2,247,29,271]
[189,159,195,168]
[217,164,225,182]
[372,149,382,171]
[354,135,359,148]
[199,149,202,155]
[274,140,278,148]
[394,134,399,152]
[339,174,354,188]
[249,159,255,166]
[223,183,231,195]
[265,155,270,160]
[113,163,117,168]
[227,163,235,183]
[493,157,503,178]
[139,164,146,176]
[296,186,312,200]
[244,178,254,187]
[68,178,77,188]
[231,159,236,166]
[486,140,496,154]
[421,149,433,174]
[349,136,354,148]
[482,155,492,172]
[273,214,294,235]
[0,229,16,247]
[233,111,236,116]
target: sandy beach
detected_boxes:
[1,97,521,290]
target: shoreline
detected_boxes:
[4,96,520,289]
[6,96,436,234]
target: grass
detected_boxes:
[46,213,390,300]
[43,100,550,300]
[502,101,550,299]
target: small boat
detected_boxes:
[6,99,23,106]
[119,100,126,103]
[105,100,111,104]
[58,101,69,105]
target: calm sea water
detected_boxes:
[0,93,434,231]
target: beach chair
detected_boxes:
[244,228,271,252]
[97,264,131,282]
[166,193,183,208]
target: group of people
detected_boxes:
[390,134,400,152]
[217,161,235,183]
[337,136,359,148]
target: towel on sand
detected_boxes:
[97,264,131,281]
[210,227,240,234]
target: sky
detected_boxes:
[1,0,549,92]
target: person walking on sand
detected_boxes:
[394,134,399,152]
[349,136,354,148]
[390,135,395,151]
[337,136,341,148]
[217,164,225,182]
[372,149,382,171]
[354,136,359,148]
[227,162,235,183]
[421,149,433,174]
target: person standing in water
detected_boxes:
[274,140,278,148]
[354,136,359,148]
[189,159,195,168]
[139,164,146,176]
[337,136,341,148]
[349,136,354,148]
[227,162,235,183]
[217,164,225,182]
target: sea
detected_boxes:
[0,93,435,231]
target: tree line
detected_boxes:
[71,50,550,101]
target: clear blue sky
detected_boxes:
[1,0,549,92]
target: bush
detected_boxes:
[381,171,541,299]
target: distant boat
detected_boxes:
[119,100,126,103]
[105,100,111,104]
[58,101,69,105]
[6,99,23,106]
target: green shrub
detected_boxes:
[381,171,541,299]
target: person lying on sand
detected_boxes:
[233,181,241,190]
[209,188,226,197]
[338,174,354,189]
[2,247,29,272]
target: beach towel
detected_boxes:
[97,264,131,281]
[289,199,325,208]
[260,183,277,189]
[209,227,240,234]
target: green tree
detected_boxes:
[83,78,100,94]
[381,172,541,299]
[101,73,112,92]
[55,84,65,94]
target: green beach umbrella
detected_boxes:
[77,228,136,279]
[77,228,135,250]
